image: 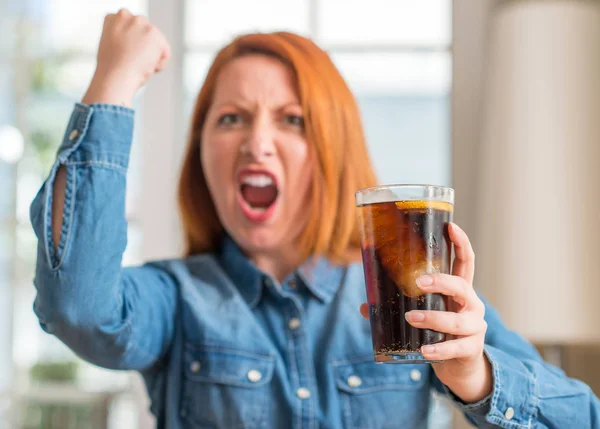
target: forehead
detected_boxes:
[212,54,300,104]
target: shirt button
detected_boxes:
[504,407,515,420]
[69,129,79,141]
[247,369,262,383]
[347,375,362,388]
[296,387,311,399]
[289,278,297,289]
[190,361,201,373]
[410,369,422,382]
[288,318,301,330]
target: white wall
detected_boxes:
[451,0,500,427]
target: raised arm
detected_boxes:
[30,10,176,371]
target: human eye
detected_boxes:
[217,113,243,127]
[283,114,305,128]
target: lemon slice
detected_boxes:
[394,200,454,212]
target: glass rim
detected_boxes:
[355,184,454,197]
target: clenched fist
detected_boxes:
[82,9,171,107]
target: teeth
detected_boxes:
[241,174,274,187]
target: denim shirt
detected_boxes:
[30,103,600,429]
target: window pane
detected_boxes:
[331,53,451,186]
[185,0,310,47]
[0,226,14,394]
[35,0,147,55]
[31,58,97,99]
[358,95,450,186]
[15,222,37,280]
[317,0,451,47]
[331,52,451,96]
[0,163,16,222]
[183,53,214,117]
[183,51,451,187]
[0,225,13,266]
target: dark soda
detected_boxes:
[358,200,453,362]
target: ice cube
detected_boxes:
[376,225,442,297]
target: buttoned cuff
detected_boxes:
[443,383,493,415]
[56,103,135,169]
[444,345,537,428]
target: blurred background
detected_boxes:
[0,0,599,428]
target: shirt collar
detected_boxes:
[296,257,345,303]
[218,235,345,308]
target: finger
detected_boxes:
[405,310,486,336]
[449,222,475,285]
[107,9,131,30]
[103,13,117,28]
[420,336,483,361]
[416,273,472,307]
[155,42,171,72]
[359,303,369,320]
[133,14,149,25]
[117,8,132,16]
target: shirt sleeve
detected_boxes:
[29,103,178,371]
[434,297,600,428]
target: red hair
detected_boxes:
[178,32,377,264]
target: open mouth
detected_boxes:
[237,170,279,220]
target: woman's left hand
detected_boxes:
[359,222,493,404]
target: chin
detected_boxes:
[235,228,282,254]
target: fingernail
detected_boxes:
[422,345,436,354]
[406,311,425,322]
[416,275,433,287]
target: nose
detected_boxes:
[242,113,275,160]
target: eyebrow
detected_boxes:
[211,101,302,111]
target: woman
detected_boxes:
[30,9,599,429]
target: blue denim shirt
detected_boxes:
[30,103,600,429]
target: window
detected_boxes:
[2,0,146,427]
[183,0,452,186]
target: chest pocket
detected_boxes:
[333,357,431,429]
[181,343,275,429]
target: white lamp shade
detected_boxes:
[476,1,600,343]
